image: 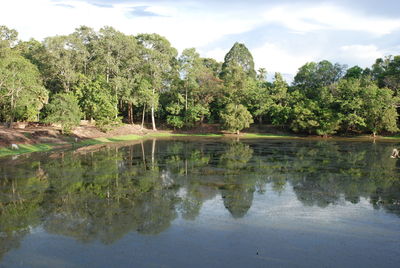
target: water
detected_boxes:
[0,138,399,267]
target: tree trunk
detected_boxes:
[151,139,156,168]
[151,105,156,131]
[131,103,134,124]
[141,105,146,129]
[141,141,146,168]
[185,87,188,111]
[115,86,118,119]
[128,102,134,124]
[236,129,240,135]
[151,85,157,130]
[8,93,14,128]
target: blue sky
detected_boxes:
[1,0,399,80]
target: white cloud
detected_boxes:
[337,44,387,68]
[0,0,397,78]
[263,4,400,36]
[0,0,259,53]
[340,44,383,61]
[252,42,318,76]
[203,48,227,62]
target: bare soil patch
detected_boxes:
[0,123,155,147]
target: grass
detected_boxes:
[3,130,394,158]
[151,133,223,137]
[242,133,297,138]
[0,133,223,158]
[0,143,55,157]
[380,135,400,140]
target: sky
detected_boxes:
[1,0,399,80]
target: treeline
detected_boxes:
[0,25,399,135]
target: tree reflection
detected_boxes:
[218,142,256,218]
[0,138,400,259]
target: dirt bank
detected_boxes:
[0,123,157,147]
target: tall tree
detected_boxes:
[361,81,398,137]
[293,60,346,98]
[269,72,290,125]
[0,49,48,125]
[221,42,256,79]
[136,33,178,130]
[0,25,18,49]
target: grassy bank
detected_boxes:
[1,131,399,158]
[0,133,226,158]
[241,133,298,138]
[0,143,55,157]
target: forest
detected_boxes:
[0,25,399,136]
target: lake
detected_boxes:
[0,138,399,267]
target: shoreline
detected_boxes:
[1,129,399,158]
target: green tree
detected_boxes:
[0,49,48,125]
[335,78,366,132]
[74,75,118,131]
[371,55,400,96]
[136,33,178,130]
[361,82,398,136]
[0,25,18,49]
[166,91,185,129]
[268,73,290,125]
[170,48,221,128]
[293,60,345,98]
[92,27,140,122]
[44,92,82,133]
[242,77,270,124]
[136,78,155,129]
[221,42,256,79]
[220,103,253,134]
[344,65,364,79]
[40,35,80,92]
[289,88,341,136]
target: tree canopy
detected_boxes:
[0,24,399,137]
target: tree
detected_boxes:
[136,33,178,130]
[0,49,48,125]
[74,75,118,130]
[44,93,82,133]
[165,91,185,129]
[40,35,81,93]
[268,73,290,125]
[220,103,253,134]
[256,68,267,82]
[242,77,270,124]
[221,42,256,79]
[92,27,141,122]
[361,82,398,136]
[371,55,400,96]
[0,25,18,49]
[289,87,341,136]
[136,78,155,129]
[335,78,366,132]
[169,48,222,128]
[344,65,364,79]
[221,64,251,105]
[179,48,201,111]
[293,60,346,98]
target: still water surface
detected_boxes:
[0,138,399,267]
